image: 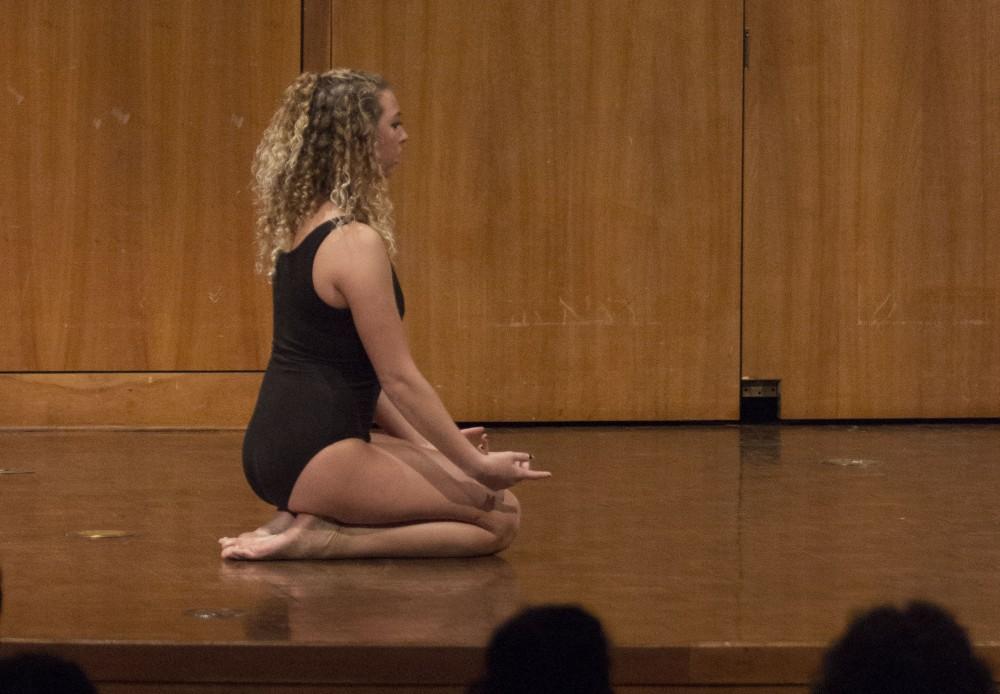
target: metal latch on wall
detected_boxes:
[740,378,779,422]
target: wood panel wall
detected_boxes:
[0,0,298,426]
[328,0,744,421]
[5,1,995,426]
[743,1,1000,418]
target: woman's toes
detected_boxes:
[221,545,246,560]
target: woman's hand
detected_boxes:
[475,451,551,491]
[461,426,488,453]
[422,427,487,452]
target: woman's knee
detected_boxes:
[288,438,370,513]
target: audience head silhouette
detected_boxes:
[0,652,97,694]
[470,604,612,694]
[813,601,995,694]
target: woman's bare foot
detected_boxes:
[221,514,343,560]
[218,510,296,549]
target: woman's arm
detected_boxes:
[373,390,431,446]
[375,391,488,452]
[320,224,547,489]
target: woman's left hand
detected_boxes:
[460,426,489,453]
[421,426,488,453]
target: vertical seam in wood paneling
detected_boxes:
[740,0,748,385]
[301,0,333,73]
[327,0,334,68]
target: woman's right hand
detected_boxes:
[474,451,551,491]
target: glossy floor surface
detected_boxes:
[2,424,1000,690]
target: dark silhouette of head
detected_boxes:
[813,601,995,694]
[0,652,96,694]
[470,604,613,694]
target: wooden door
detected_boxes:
[327,0,744,420]
[743,1,1000,418]
[0,0,299,426]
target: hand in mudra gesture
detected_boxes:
[475,450,551,491]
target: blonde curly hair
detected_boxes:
[252,69,396,278]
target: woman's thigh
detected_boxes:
[286,436,519,528]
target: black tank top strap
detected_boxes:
[288,215,353,256]
[286,215,404,319]
[271,215,404,368]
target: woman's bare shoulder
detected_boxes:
[335,220,386,249]
[317,219,386,263]
[314,220,390,283]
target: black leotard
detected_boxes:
[242,217,405,510]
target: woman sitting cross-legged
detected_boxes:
[220,69,549,561]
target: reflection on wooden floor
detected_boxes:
[2,424,1000,692]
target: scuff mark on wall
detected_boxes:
[6,84,25,105]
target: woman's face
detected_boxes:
[374,89,407,176]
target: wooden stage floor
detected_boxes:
[2,423,1000,692]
